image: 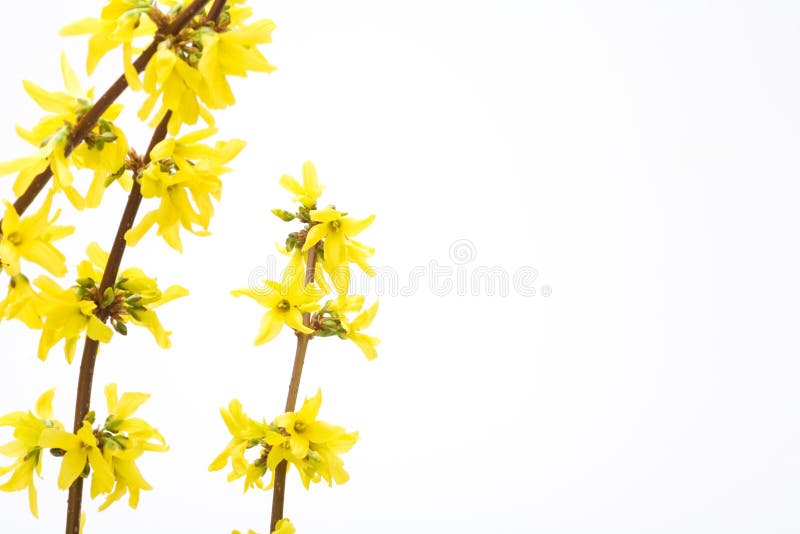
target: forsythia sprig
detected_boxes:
[1,242,188,363]
[124,127,246,252]
[210,390,357,491]
[214,164,380,532]
[62,0,276,135]
[0,53,128,210]
[233,161,379,358]
[0,0,322,531]
[0,386,166,516]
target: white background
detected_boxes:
[0,1,799,532]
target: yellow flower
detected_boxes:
[0,53,127,209]
[213,394,356,493]
[125,128,245,251]
[302,207,375,274]
[138,3,276,134]
[209,399,267,475]
[60,0,157,86]
[343,301,380,360]
[35,275,113,363]
[77,243,189,347]
[39,421,115,495]
[324,294,364,331]
[273,390,342,458]
[139,45,212,135]
[0,389,63,517]
[279,161,324,208]
[268,392,356,490]
[197,19,276,108]
[0,190,74,277]
[0,274,45,329]
[232,258,324,344]
[71,118,130,208]
[273,519,295,534]
[98,384,167,510]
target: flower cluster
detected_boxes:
[233,162,379,359]
[62,0,276,135]
[0,386,166,516]
[0,242,187,363]
[124,127,245,251]
[210,390,357,492]
[0,53,128,210]
[0,190,73,278]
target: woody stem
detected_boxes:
[64,112,170,534]
[270,246,318,532]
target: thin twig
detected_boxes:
[206,0,227,25]
[270,246,318,532]
[64,112,170,534]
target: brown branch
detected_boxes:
[11,0,213,219]
[206,0,227,25]
[64,112,170,534]
[270,246,318,532]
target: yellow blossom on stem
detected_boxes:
[39,421,114,496]
[196,18,276,108]
[35,275,113,363]
[302,207,375,277]
[212,392,356,493]
[0,389,63,517]
[0,274,44,329]
[0,190,74,277]
[231,260,324,345]
[98,384,167,510]
[60,0,157,85]
[318,237,376,295]
[125,128,245,251]
[310,430,358,487]
[71,118,131,208]
[279,161,323,209]
[0,53,127,209]
[272,518,295,534]
[208,399,268,479]
[139,45,212,135]
[342,301,380,360]
[273,389,341,458]
[77,243,189,347]
[138,2,276,134]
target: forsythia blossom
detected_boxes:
[36,243,188,362]
[37,384,166,510]
[0,389,62,517]
[125,128,245,251]
[0,53,128,209]
[232,253,324,345]
[132,2,276,134]
[279,161,323,208]
[261,162,380,357]
[60,0,158,87]
[0,190,74,277]
[210,390,357,492]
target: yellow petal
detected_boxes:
[87,315,113,343]
[60,52,83,98]
[255,310,283,345]
[58,449,87,489]
[34,388,56,420]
